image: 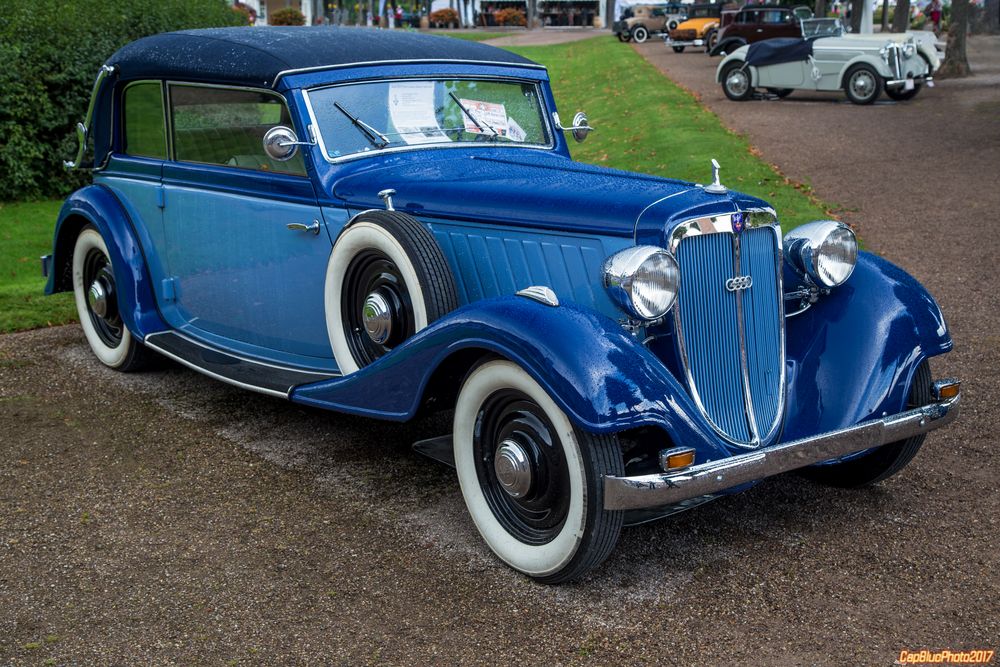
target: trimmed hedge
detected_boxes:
[0,0,247,202]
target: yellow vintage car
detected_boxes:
[665,3,724,52]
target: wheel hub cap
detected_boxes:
[494,440,533,499]
[362,291,393,345]
[88,279,108,319]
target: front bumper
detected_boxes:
[665,37,704,47]
[604,385,961,511]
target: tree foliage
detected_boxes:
[0,0,247,202]
[269,7,306,25]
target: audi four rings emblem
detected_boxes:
[726,275,753,292]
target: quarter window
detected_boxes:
[168,85,306,176]
[123,82,167,159]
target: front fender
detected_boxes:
[783,251,952,441]
[716,50,751,83]
[840,54,892,84]
[46,184,167,339]
[291,296,733,461]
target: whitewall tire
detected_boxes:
[72,226,150,371]
[324,211,456,374]
[453,359,624,583]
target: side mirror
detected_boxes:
[263,125,304,161]
[554,111,594,143]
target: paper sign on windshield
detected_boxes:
[388,82,449,145]
[459,99,508,137]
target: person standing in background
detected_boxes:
[927,0,942,35]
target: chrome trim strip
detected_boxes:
[272,59,548,86]
[670,208,785,448]
[144,334,290,399]
[604,391,962,511]
[66,64,116,170]
[301,77,556,165]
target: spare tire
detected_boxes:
[325,210,457,374]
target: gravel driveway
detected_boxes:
[2,37,999,667]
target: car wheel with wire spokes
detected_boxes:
[453,359,625,583]
[721,61,754,101]
[325,210,457,374]
[72,225,151,371]
[844,63,883,104]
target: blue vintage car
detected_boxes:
[46,27,960,583]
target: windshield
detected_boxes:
[306,79,551,160]
[801,18,843,37]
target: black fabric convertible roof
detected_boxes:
[106,27,541,88]
[744,38,814,68]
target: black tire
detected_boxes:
[767,87,794,98]
[617,32,629,42]
[453,359,624,584]
[843,63,883,104]
[325,210,457,374]
[672,45,686,53]
[885,83,921,101]
[631,25,649,43]
[801,360,933,488]
[668,19,679,30]
[721,61,754,101]
[705,29,718,52]
[72,225,152,372]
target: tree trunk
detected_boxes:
[881,0,890,30]
[988,0,1000,32]
[850,0,864,32]
[815,0,827,18]
[528,0,537,28]
[891,0,910,31]
[939,0,972,77]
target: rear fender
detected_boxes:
[47,184,167,339]
[783,252,952,441]
[291,296,733,461]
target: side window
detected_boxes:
[652,8,665,16]
[738,11,759,23]
[123,82,167,159]
[169,85,306,176]
[761,10,786,24]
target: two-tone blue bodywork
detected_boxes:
[48,27,957,520]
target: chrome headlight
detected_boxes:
[903,42,916,58]
[604,246,680,321]
[783,220,857,288]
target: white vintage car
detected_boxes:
[717,19,938,104]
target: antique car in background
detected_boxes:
[665,3,724,52]
[48,28,960,583]
[717,23,937,103]
[709,6,807,57]
[612,3,688,43]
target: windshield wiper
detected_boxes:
[334,101,390,149]
[449,92,500,140]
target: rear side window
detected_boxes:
[168,85,306,176]
[123,82,167,159]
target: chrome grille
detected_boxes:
[674,221,784,447]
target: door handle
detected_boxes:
[287,220,321,236]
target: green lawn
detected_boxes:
[508,36,832,230]
[0,36,832,334]
[0,200,75,333]
[437,30,510,41]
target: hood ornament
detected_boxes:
[703,158,727,195]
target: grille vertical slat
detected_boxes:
[674,224,783,446]
[676,233,751,442]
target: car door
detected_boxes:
[733,10,758,42]
[160,83,334,360]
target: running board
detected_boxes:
[144,331,338,398]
